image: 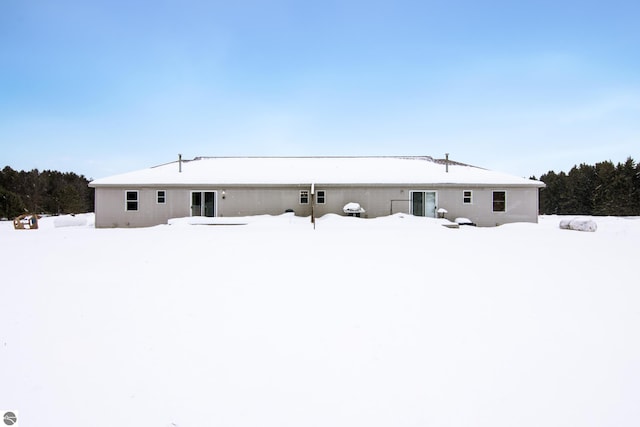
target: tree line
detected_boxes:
[536,157,640,216]
[2,158,639,219]
[0,166,94,219]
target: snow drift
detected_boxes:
[1,214,639,427]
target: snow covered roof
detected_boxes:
[89,156,544,187]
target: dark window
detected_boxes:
[493,191,506,212]
[157,190,166,204]
[463,190,472,204]
[126,191,138,211]
[412,191,424,216]
[300,190,309,204]
[316,190,325,204]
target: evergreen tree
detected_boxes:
[615,157,639,215]
[0,166,94,217]
[0,187,25,219]
[566,163,596,215]
[592,161,617,215]
[539,157,640,216]
[539,171,571,214]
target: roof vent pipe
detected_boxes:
[445,153,449,173]
[179,154,182,173]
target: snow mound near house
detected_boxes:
[168,216,250,226]
[167,212,308,227]
[8,213,95,230]
[315,212,460,230]
[53,214,91,228]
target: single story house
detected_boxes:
[89,156,545,228]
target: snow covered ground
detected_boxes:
[1,213,639,427]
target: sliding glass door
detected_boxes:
[411,191,437,217]
[191,191,216,217]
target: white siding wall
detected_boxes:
[94,185,540,228]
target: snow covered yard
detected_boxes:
[1,214,639,427]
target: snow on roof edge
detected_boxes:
[89,156,544,188]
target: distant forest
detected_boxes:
[536,157,640,216]
[0,166,94,219]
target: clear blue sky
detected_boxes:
[2,0,638,180]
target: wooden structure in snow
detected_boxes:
[13,214,39,230]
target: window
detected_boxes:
[300,190,309,204]
[463,190,473,204]
[316,190,326,204]
[126,191,138,211]
[157,190,166,204]
[493,191,506,212]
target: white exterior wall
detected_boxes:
[218,186,311,217]
[95,187,192,228]
[94,184,540,228]
[311,185,539,226]
[435,186,540,226]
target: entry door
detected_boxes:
[411,191,437,217]
[191,191,216,217]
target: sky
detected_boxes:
[1,0,639,180]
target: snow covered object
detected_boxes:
[559,218,597,232]
[13,213,39,230]
[455,217,477,226]
[343,202,366,217]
